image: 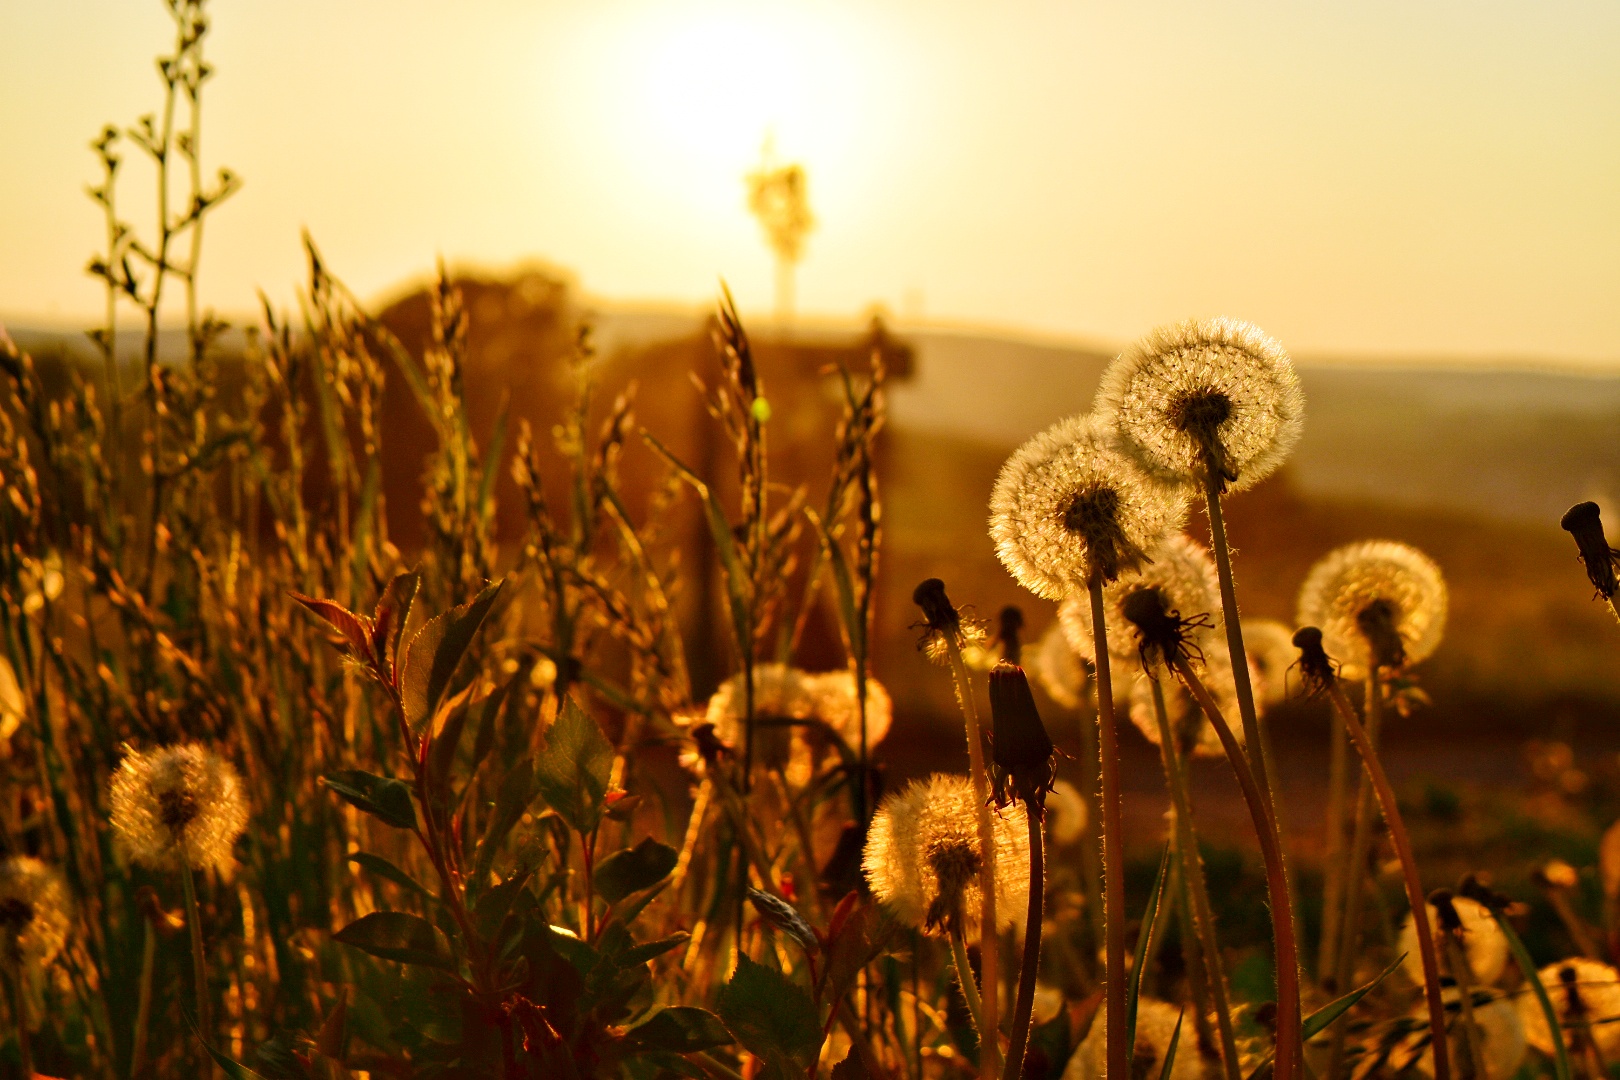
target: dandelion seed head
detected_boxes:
[1127,642,1251,760]
[0,856,69,974]
[109,743,249,872]
[1059,534,1219,667]
[1028,622,1087,710]
[704,664,891,785]
[1518,958,1620,1060]
[1395,989,1525,1080]
[862,773,1029,938]
[1242,619,1299,709]
[1097,317,1303,491]
[1063,998,1202,1080]
[1297,541,1447,678]
[990,414,1187,598]
[803,670,893,750]
[1397,895,1507,987]
[923,617,989,667]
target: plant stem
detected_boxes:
[1491,911,1574,1080]
[944,637,1002,1079]
[1077,689,1106,974]
[1323,679,1449,1080]
[1004,803,1045,1080]
[6,963,31,1079]
[1328,671,1383,1079]
[950,923,991,1056]
[1171,655,1301,1080]
[1150,677,1242,1080]
[130,917,158,1078]
[181,864,213,1059]
[1200,478,1271,808]
[1088,579,1128,1080]
[1318,698,1350,984]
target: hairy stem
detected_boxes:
[129,917,158,1078]
[1328,670,1383,1079]
[1089,579,1129,1080]
[1171,655,1301,1080]
[1318,698,1351,984]
[1005,805,1045,1080]
[950,922,991,1058]
[181,864,213,1058]
[944,636,1002,1078]
[1150,677,1242,1080]
[1324,679,1449,1080]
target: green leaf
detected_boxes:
[717,954,823,1077]
[333,911,454,970]
[1126,842,1173,1076]
[473,758,536,885]
[474,866,535,942]
[627,1007,734,1054]
[616,932,690,968]
[1157,1010,1185,1080]
[291,593,374,662]
[322,770,417,830]
[595,838,679,905]
[202,1042,272,1080]
[348,852,433,901]
[371,571,420,673]
[1301,953,1404,1039]
[400,579,505,728]
[534,696,614,834]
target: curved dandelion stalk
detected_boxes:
[1294,627,1450,1080]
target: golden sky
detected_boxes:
[3,1,1618,362]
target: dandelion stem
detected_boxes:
[1149,677,1242,1080]
[1200,478,1271,806]
[1004,803,1045,1080]
[1170,654,1302,1080]
[1323,679,1450,1080]
[1328,671,1383,1080]
[1089,578,1129,1080]
[181,863,213,1058]
[6,963,31,1079]
[944,637,1002,1079]
[949,922,991,1057]
[1077,690,1106,972]
[1318,698,1351,984]
[130,917,158,1078]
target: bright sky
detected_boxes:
[3,1,1618,362]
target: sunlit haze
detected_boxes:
[4,1,1618,362]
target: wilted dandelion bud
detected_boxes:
[912,578,991,666]
[990,414,1188,598]
[109,744,250,872]
[1128,641,1252,760]
[1395,989,1526,1080]
[1047,780,1089,845]
[997,606,1025,664]
[1059,535,1220,668]
[0,857,70,974]
[1097,317,1304,493]
[1397,893,1507,987]
[1297,541,1447,679]
[1062,998,1201,1080]
[1291,626,1338,697]
[1028,622,1087,709]
[1560,501,1620,603]
[988,662,1055,807]
[863,773,1029,937]
[1517,958,1620,1060]
[1243,619,1298,709]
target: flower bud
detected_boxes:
[988,662,1055,807]
[1561,501,1619,601]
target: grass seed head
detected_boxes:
[0,857,70,974]
[1297,540,1447,680]
[109,743,249,872]
[1097,317,1303,493]
[990,413,1187,597]
[862,773,1029,938]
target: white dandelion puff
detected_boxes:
[1242,618,1299,709]
[1297,541,1447,679]
[1062,998,1202,1080]
[0,857,70,974]
[1397,895,1508,987]
[1028,622,1087,710]
[109,744,250,872]
[1517,958,1620,1061]
[1127,642,1252,760]
[862,773,1029,938]
[1394,989,1526,1080]
[1097,317,1304,492]
[1059,535,1221,668]
[990,413,1188,599]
